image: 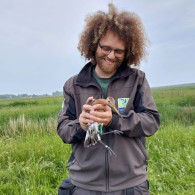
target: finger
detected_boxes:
[89,115,110,125]
[89,112,111,123]
[82,104,94,113]
[90,109,112,118]
[82,118,94,124]
[79,114,94,130]
[93,104,111,112]
[81,111,94,121]
[86,96,94,104]
[90,111,107,118]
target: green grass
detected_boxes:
[0,86,195,194]
[0,132,71,195]
[147,123,194,195]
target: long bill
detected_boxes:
[109,103,123,119]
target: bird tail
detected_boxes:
[84,122,99,147]
[84,130,91,147]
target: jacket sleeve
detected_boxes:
[108,74,160,137]
[57,82,86,144]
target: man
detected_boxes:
[57,4,160,195]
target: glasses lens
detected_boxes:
[99,43,125,57]
[101,46,111,55]
[115,50,125,57]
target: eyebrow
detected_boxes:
[99,43,125,51]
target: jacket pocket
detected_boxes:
[71,142,105,170]
[134,137,149,165]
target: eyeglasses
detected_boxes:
[98,43,125,58]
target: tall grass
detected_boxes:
[147,123,194,195]
[0,96,66,195]
[0,86,195,194]
[149,86,195,194]
[0,131,71,195]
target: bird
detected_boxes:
[84,97,123,156]
[90,97,123,117]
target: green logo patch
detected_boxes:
[118,98,129,113]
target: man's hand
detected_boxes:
[90,103,112,126]
[79,97,113,131]
[79,97,95,131]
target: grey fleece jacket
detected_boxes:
[57,62,160,192]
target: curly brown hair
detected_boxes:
[78,4,149,67]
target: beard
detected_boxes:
[95,53,124,77]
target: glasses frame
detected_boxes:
[98,43,125,58]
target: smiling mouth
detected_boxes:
[104,59,116,65]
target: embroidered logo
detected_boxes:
[118,98,129,113]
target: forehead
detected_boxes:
[100,31,126,49]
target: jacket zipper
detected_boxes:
[93,75,109,191]
[105,148,109,192]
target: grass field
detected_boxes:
[0,86,194,195]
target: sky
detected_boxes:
[0,0,195,95]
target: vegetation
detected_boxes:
[0,85,194,194]
[0,91,63,100]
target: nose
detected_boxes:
[107,50,115,59]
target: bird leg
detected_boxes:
[97,134,116,156]
[84,122,116,156]
[101,130,123,136]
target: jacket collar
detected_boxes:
[76,61,135,86]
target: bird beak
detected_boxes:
[109,103,123,119]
